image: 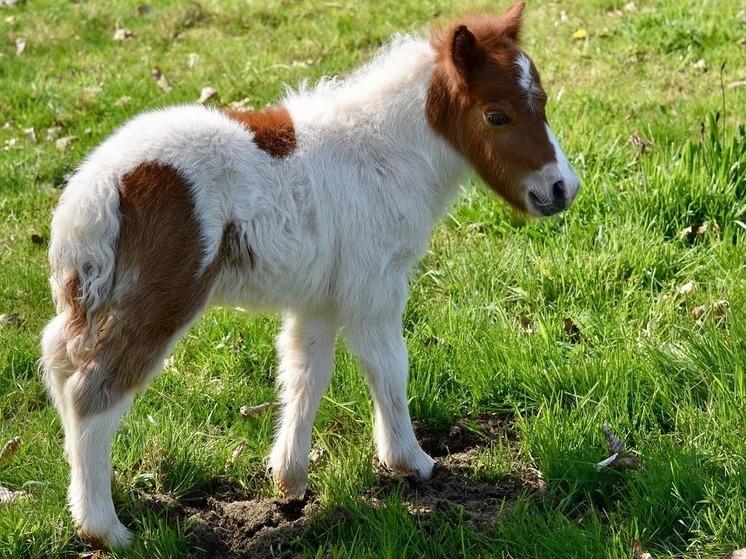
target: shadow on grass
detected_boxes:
[127,415,545,558]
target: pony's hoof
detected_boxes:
[382,446,435,479]
[275,474,307,499]
[76,520,134,550]
[272,465,308,499]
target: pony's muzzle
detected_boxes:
[527,175,580,216]
[551,180,567,207]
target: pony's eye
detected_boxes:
[485,112,510,127]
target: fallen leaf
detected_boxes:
[624,2,637,11]
[0,486,26,505]
[562,317,582,343]
[692,300,729,325]
[602,421,625,454]
[240,402,276,417]
[693,58,707,71]
[596,421,640,470]
[518,314,534,332]
[83,85,103,96]
[226,441,245,467]
[291,59,314,69]
[596,453,621,469]
[188,52,199,69]
[55,135,77,150]
[309,447,325,466]
[632,539,652,559]
[45,126,61,141]
[23,127,36,143]
[678,221,714,240]
[113,28,135,41]
[678,280,697,296]
[728,81,746,90]
[0,436,20,466]
[0,314,24,328]
[691,304,708,321]
[228,97,252,111]
[572,28,588,40]
[628,133,653,154]
[714,299,729,327]
[229,331,245,353]
[597,27,613,38]
[197,86,218,104]
[151,66,172,92]
[114,95,132,107]
[15,37,25,56]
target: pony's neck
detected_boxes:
[285,34,468,210]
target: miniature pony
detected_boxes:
[41,2,579,547]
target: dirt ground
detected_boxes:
[152,416,544,558]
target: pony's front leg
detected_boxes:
[270,312,338,497]
[343,317,435,478]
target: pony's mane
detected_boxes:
[283,32,435,117]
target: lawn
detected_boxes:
[1,0,745,557]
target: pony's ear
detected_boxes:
[499,1,526,43]
[451,25,481,78]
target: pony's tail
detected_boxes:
[44,170,123,370]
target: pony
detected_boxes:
[40,2,579,548]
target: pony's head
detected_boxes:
[427,2,580,216]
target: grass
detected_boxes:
[1,0,745,557]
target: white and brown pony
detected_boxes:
[41,2,579,548]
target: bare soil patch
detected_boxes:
[147,415,542,558]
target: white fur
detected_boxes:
[515,52,541,111]
[545,123,578,193]
[523,124,580,212]
[44,30,578,548]
[67,395,135,548]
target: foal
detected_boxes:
[41,2,579,548]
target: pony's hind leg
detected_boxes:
[62,313,203,548]
[66,381,136,549]
[46,162,222,548]
[41,311,140,548]
[40,312,77,457]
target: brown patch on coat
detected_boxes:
[67,162,221,418]
[225,107,297,158]
[60,272,87,348]
[425,4,555,212]
[55,272,111,373]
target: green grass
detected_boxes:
[1,0,745,557]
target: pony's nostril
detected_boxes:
[551,180,566,206]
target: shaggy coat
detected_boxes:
[41,2,579,548]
